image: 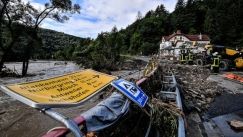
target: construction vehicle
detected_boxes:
[195,44,243,70]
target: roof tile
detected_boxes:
[162,30,211,41]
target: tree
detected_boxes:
[136,11,143,20]
[74,25,124,71]
[130,32,141,54]
[0,0,26,72]
[0,0,81,76]
[175,0,185,10]
[155,4,169,17]
[203,0,243,46]
[139,42,158,56]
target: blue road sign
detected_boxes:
[111,79,148,107]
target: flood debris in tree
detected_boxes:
[0,65,20,77]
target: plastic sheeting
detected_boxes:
[81,92,130,132]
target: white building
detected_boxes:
[160,30,211,57]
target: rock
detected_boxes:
[230,120,243,130]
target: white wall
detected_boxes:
[160,35,210,57]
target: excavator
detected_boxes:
[195,44,243,70]
[172,38,178,47]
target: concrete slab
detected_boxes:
[207,74,243,94]
[186,111,204,137]
[203,119,224,137]
[212,109,243,137]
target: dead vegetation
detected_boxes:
[0,65,21,77]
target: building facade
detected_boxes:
[160,30,211,57]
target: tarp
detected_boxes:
[81,92,130,132]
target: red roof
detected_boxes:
[163,33,177,41]
[162,30,211,41]
[186,34,211,41]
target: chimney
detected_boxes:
[176,30,181,34]
[199,33,202,40]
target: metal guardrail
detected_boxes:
[160,74,185,137]
[40,108,83,137]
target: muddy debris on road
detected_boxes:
[161,62,223,113]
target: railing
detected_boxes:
[160,74,185,137]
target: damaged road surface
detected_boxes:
[204,91,243,137]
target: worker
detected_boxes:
[180,49,186,64]
[211,52,220,75]
[180,45,186,64]
[187,50,194,65]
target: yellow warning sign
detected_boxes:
[3,69,117,104]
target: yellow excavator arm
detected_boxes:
[204,44,212,50]
[183,41,197,48]
[192,41,197,47]
[172,38,178,47]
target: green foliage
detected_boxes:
[188,28,197,34]
[129,33,141,54]
[139,42,158,56]
[204,0,243,46]
[37,29,82,60]
[74,26,123,71]
[119,4,170,56]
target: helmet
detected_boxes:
[213,52,218,56]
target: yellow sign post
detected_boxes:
[0,69,117,108]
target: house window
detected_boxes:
[180,37,182,40]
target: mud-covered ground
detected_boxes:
[0,60,145,137]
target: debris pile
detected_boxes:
[151,98,183,136]
[0,65,20,77]
[117,59,147,70]
[161,63,223,112]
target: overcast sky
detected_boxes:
[26,0,177,39]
